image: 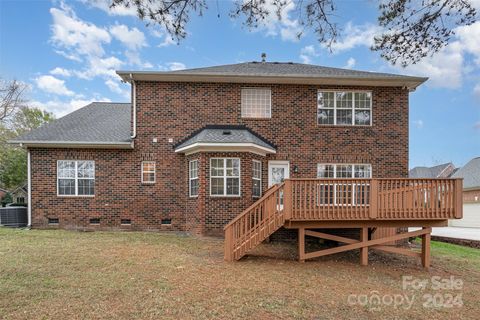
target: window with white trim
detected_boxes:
[252,160,262,198]
[241,88,271,118]
[141,161,156,184]
[317,91,372,125]
[210,158,240,196]
[57,160,95,196]
[189,160,199,197]
[316,163,372,206]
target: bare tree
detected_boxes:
[0,80,27,122]
[109,0,477,66]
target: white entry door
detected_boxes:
[268,161,290,187]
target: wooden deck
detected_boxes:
[224,178,463,267]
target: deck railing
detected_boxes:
[287,178,463,221]
[224,183,285,261]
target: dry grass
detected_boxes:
[0,228,479,320]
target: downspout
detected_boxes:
[27,150,32,228]
[129,73,137,139]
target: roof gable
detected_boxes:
[452,157,480,189]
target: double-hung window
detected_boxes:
[316,164,372,206]
[317,91,372,125]
[57,160,95,196]
[252,160,262,198]
[189,160,199,197]
[141,161,156,184]
[241,88,271,118]
[210,158,240,196]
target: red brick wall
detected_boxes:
[29,82,409,234]
[464,189,480,203]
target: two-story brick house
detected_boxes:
[12,62,463,266]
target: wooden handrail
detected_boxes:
[224,182,286,261]
[223,182,285,230]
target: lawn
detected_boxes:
[0,228,479,320]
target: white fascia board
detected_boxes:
[175,142,276,156]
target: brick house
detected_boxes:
[11,62,463,266]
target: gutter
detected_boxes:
[8,141,134,149]
[129,73,137,139]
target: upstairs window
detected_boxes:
[141,161,156,184]
[210,158,240,196]
[252,160,262,198]
[57,160,95,196]
[241,88,271,118]
[189,160,199,197]
[317,91,372,126]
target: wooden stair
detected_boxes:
[224,182,286,261]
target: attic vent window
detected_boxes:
[222,130,231,135]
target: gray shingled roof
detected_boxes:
[167,62,422,79]
[175,125,276,151]
[409,163,453,178]
[452,157,480,189]
[10,102,131,145]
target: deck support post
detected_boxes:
[421,227,431,269]
[298,227,305,263]
[360,227,368,266]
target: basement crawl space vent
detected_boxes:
[89,218,100,225]
[222,130,232,135]
[121,219,132,225]
[48,218,59,225]
[161,219,172,225]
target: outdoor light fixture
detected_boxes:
[293,165,299,173]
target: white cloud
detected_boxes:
[50,4,111,59]
[50,67,72,77]
[74,56,124,80]
[413,120,424,129]
[81,0,137,16]
[105,79,130,99]
[35,75,74,96]
[397,22,480,89]
[31,97,112,117]
[167,62,186,71]
[401,44,464,89]
[124,50,153,68]
[110,24,147,50]
[329,22,380,53]
[474,84,480,99]
[253,0,302,42]
[299,45,319,64]
[344,57,356,69]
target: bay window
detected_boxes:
[210,158,240,196]
[252,160,262,198]
[189,160,199,197]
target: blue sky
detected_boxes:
[0,0,479,169]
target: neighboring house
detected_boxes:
[10,61,462,266]
[450,157,480,228]
[10,184,28,205]
[409,162,456,178]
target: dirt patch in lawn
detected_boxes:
[0,229,479,319]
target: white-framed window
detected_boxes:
[141,161,156,184]
[210,158,240,196]
[57,160,95,196]
[317,91,372,126]
[241,88,271,118]
[316,163,372,206]
[189,160,199,197]
[252,160,262,198]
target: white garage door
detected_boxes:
[450,203,480,228]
